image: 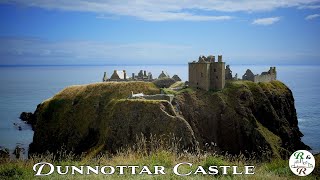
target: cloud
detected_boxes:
[1,0,320,21]
[298,5,320,9]
[305,14,320,20]
[252,17,281,25]
[1,37,319,65]
[0,37,195,64]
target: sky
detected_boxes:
[0,0,320,65]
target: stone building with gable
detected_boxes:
[109,70,127,81]
[158,71,170,79]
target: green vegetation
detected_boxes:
[169,81,185,89]
[152,77,176,88]
[21,80,315,180]
[1,140,319,179]
[31,81,198,156]
[161,81,193,95]
[31,80,307,158]
[30,82,162,154]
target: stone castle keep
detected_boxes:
[188,55,225,91]
[188,55,277,91]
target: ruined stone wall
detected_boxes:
[242,69,255,81]
[210,62,225,90]
[188,62,210,90]
[225,65,232,80]
[254,74,276,83]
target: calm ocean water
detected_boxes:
[0,65,319,157]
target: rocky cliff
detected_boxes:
[29,81,309,158]
[29,82,197,155]
[174,81,309,158]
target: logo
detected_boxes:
[289,150,315,176]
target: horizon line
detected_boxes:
[0,63,320,67]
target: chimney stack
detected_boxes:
[103,72,107,82]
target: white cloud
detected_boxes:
[0,37,194,64]
[298,5,320,9]
[305,14,320,20]
[1,0,320,21]
[252,17,281,25]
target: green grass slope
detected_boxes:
[29,81,196,155]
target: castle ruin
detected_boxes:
[254,67,277,83]
[242,67,277,83]
[102,55,277,92]
[132,70,153,81]
[225,65,233,80]
[188,54,277,91]
[188,55,225,91]
[242,69,255,81]
[158,71,170,79]
[109,70,127,81]
[103,69,181,82]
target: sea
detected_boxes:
[0,65,319,158]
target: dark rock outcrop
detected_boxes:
[13,146,25,159]
[20,112,36,129]
[28,81,308,159]
[0,147,9,160]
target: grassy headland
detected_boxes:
[3,80,316,179]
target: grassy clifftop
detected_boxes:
[29,81,196,155]
[29,80,308,160]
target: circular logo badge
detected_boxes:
[289,150,315,176]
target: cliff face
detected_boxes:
[29,81,308,158]
[29,82,197,155]
[174,81,309,158]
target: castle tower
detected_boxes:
[188,55,225,91]
[210,55,225,90]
